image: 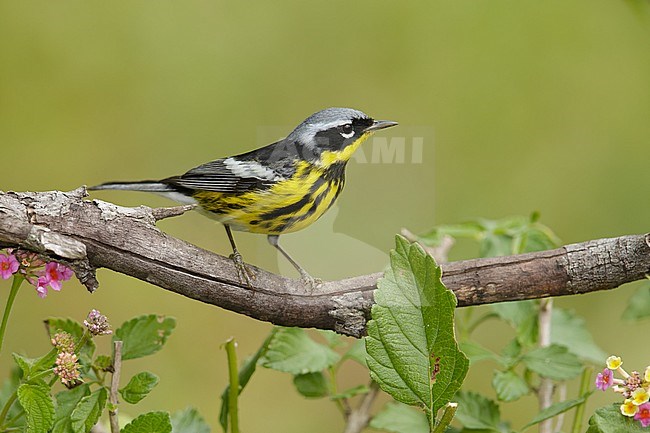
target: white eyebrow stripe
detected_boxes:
[290,120,353,146]
[307,119,353,130]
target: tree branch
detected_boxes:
[1,188,648,337]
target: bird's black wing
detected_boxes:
[164,139,298,193]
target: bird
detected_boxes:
[90,107,398,288]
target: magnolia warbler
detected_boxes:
[90,107,397,287]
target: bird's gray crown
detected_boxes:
[287,107,370,145]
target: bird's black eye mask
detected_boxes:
[313,117,375,153]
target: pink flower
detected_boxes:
[35,276,49,298]
[635,402,650,428]
[0,253,19,280]
[53,351,81,388]
[596,368,613,391]
[42,262,73,291]
[83,309,112,336]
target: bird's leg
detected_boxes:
[267,235,322,290]
[224,225,255,286]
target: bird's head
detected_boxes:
[287,107,398,166]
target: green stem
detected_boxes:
[0,275,24,355]
[74,330,91,353]
[5,408,26,429]
[30,367,55,383]
[571,367,593,433]
[0,391,18,429]
[224,338,240,433]
[328,366,349,416]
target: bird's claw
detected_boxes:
[299,270,322,292]
[230,251,255,287]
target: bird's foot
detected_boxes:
[299,270,322,292]
[229,251,255,287]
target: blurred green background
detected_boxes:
[1,0,649,431]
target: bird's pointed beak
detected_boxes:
[365,120,399,132]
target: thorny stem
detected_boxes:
[109,341,123,433]
[0,275,24,355]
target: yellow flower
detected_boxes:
[632,388,650,406]
[645,366,650,383]
[621,399,638,417]
[606,356,622,370]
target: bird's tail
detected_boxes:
[88,180,174,192]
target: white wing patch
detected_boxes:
[223,158,283,181]
[156,191,199,205]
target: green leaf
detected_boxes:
[122,411,172,433]
[94,355,112,371]
[492,370,529,402]
[120,372,159,404]
[13,353,34,377]
[114,315,176,360]
[479,232,515,257]
[342,339,367,366]
[515,215,561,253]
[622,284,650,321]
[317,330,344,347]
[71,387,107,433]
[491,300,538,328]
[418,215,559,258]
[522,344,583,380]
[501,338,521,365]
[52,384,91,433]
[31,349,59,378]
[454,391,501,431]
[366,236,469,422]
[417,221,485,246]
[171,407,210,433]
[45,318,96,362]
[260,327,340,374]
[219,328,276,433]
[459,341,501,364]
[524,396,586,428]
[292,372,328,398]
[586,404,648,433]
[477,214,559,256]
[0,367,23,427]
[12,350,58,381]
[491,301,538,347]
[369,402,430,433]
[551,308,607,363]
[330,384,370,400]
[17,383,55,433]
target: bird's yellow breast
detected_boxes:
[192,161,344,234]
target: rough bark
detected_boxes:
[1,188,648,337]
